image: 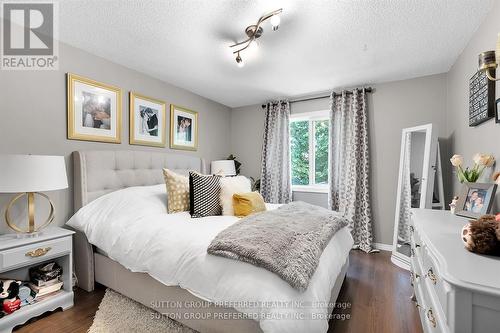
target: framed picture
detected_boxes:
[67,73,122,143]
[129,92,166,147]
[455,183,497,219]
[496,98,500,123]
[170,104,198,151]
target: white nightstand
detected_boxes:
[0,227,74,333]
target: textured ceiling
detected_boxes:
[58,0,493,107]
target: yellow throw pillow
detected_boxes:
[233,192,266,217]
[163,168,190,213]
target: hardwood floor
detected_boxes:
[329,251,422,333]
[13,287,105,333]
[14,250,421,333]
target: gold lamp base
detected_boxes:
[5,192,55,233]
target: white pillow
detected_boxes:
[220,176,251,215]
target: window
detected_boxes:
[290,111,329,192]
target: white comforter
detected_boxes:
[67,185,353,333]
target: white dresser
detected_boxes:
[409,209,500,333]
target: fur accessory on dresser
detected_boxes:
[461,214,500,255]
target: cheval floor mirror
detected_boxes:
[391,124,445,270]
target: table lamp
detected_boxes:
[0,154,68,233]
[211,160,236,176]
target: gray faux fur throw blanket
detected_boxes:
[207,201,348,291]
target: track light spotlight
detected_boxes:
[236,53,244,67]
[270,15,280,31]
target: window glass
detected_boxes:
[290,121,309,185]
[314,120,329,184]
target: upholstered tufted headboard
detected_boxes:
[73,150,207,211]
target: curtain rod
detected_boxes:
[261,87,373,109]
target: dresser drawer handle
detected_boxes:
[427,309,437,328]
[409,225,414,233]
[427,268,437,285]
[25,247,51,258]
[415,244,421,248]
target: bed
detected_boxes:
[69,150,352,333]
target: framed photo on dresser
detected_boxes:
[67,73,122,143]
[455,182,497,219]
[129,92,166,147]
[170,104,198,151]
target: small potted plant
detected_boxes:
[450,153,495,183]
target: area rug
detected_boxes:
[88,289,197,333]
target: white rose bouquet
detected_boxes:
[450,153,495,183]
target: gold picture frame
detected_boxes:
[129,92,166,147]
[170,104,198,151]
[67,73,122,143]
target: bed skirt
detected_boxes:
[93,252,349,333]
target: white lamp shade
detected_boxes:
[211,160,236,176]
[0,154,68,193]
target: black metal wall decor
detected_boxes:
[469,69,496,126]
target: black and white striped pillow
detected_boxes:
[189,172,222,218]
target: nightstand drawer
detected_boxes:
[0,237,71,272]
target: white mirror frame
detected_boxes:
[391,123,438,270]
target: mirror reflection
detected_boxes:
[396,131,427,256]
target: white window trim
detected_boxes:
[292,184,329,193]
[290,110,329,193]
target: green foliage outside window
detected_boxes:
[290,118,329,186]
[314,120,329,184]
[290,121,309,185]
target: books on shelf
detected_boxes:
[33,289,64,303]
[26,261,64,297]
[30,277,61,288]
[28,281,63,297]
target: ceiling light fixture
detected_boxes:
[230,8,282,67]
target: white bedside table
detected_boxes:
[0,227,74,333]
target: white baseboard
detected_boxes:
[373,242,392,251]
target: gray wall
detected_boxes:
[230,104,265,179]
[445,1,500,211]
[4,3,499,243]
[0,41,231,234]
[230,74,448,245]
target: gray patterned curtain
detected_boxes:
[260,100,292,204]
[329,89,375,253]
